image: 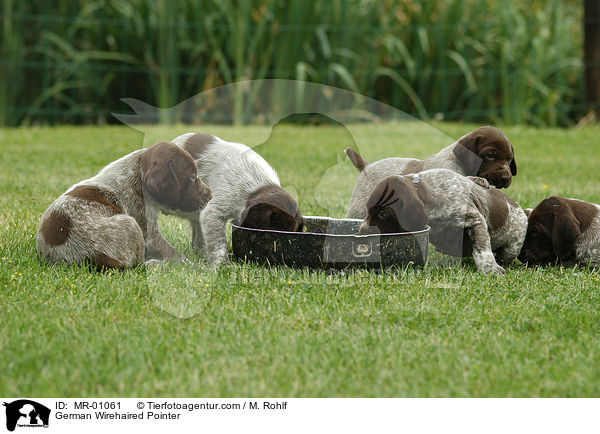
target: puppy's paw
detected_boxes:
[207,251,230,268]
[467,176,490,189]
[143,259,163,269]
[191,242,206,254]
[174,253,193,265]
[480,262,505,275]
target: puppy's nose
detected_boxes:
[359,221,379,234]
[359,221,371,234]
[497,174,511,187]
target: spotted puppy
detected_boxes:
[346,126,517,219]
[170,133,304,266]
[358,169,527,274]
[518,196,600,266]
[36,142,211,268]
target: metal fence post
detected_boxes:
[585,0,600,112]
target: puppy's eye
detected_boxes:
[484,153,496,161]
[190,175,197,182]
[377,209,389,219]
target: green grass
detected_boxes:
[1,121,600,397]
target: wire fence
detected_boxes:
[0,0,589,127]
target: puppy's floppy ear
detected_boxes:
[142,156,180,205]
[269,207,296,230]
[296,215,305,232]
[510,145,517,176]
[397,197,428,231]
[552,207,581,259]
[240,203,274,229]
[345,147,368,172]
[380,176,428,232]
[452,132,482,175]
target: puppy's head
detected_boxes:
[452,126,517,188]
[241,185,304,232]
[141,141,211,212]
[518,196,597,266]
[359,175,428,234]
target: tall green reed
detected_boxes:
[0,0,584,126]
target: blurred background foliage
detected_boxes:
[0,0,584,126]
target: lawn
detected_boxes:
[1,121,600,397]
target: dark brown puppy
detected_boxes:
[518,196,600,266]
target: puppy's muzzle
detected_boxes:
[489,171,512,188]
[359,221,379,235]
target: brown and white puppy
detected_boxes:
[518,196,600,266]
[359,169,528,274]
[346,126,517,219]
[36,142,211,269]
[170,133,304,266]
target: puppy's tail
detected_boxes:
[345,147,369,172]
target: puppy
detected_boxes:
[358,169,527,274]
[36,142,211,268]
[170,133,304,266]
[518,196,600,266]
[346,126,517,219]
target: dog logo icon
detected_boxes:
[3,400,50,432]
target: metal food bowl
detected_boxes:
[232,216,429,270]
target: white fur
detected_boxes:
[571,201,600,265]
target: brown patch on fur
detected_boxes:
[141,141,209,212]
[93,252,123,269]
[564,198,598,233]
[241,184,303,232]
[182,133,215,160]
[67,185,123,214]
[487,188,509,230]
[532,197,597,235]
[401,159,425,174]
[345,147,369,172]
[40,211,72,246]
